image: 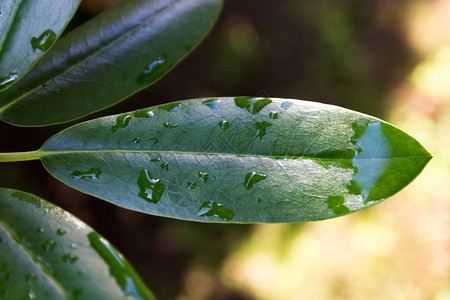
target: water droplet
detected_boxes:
[71,243,77,249]
[30,29,56,52]
[197,200,234,221]
[26,273,37,285]
[42,240,56,252]
[281,101,293,110]
[163,122,178,129]
[0,73,18,89]
[110,114,132,133]
[202,98,221,110]
[150,138,158,144]
[133,137,141,144]
[36,228,44,233]
[244,172,267,190]
[186,182,197,190]
[198,172,209,183]
[218,120,230,131]
[348,122,393,204]
[62,254,78,264]
[257,197,262,204]
[269,111,279,119]
[21,236,31,248]
[88,232,154,299]
[159,102,181,112]
[136,56,172,85]
[150,157,160,162]
[234,97,272,114]
[326,195,350,214]
[56,229,66,236]
[137,169,165,203]
[160,162,169,172]
[133,110,155,118]
[28,290,36,300]
[254,121,272,139]
[71,168,102,180]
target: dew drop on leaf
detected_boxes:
[159,102,181,112]
[0,73,18,89]
[26,273,37,285]
[56,229,66,236]
[218,120,230,131]
[133,110,155,118]
[254,121,272,139]
[197,200,234,220]
[70,168,102,180]
[198,172,209,183]
[234,97,272,114]
[160,162,169,172]
[325,195,350,214]
[269,111,279,119]
[202,98,221,110]
[30,29,56,52]
[163,122,178,129]
[42,240,56,252]
[27,290,36,300]
[150,157,160,162]
[186,182,197,190]
[136,56,172,85]
[133,137,141,144]
[244,172,267,190]
[137,169,165,203]
[150,138,158,144]
[110,115,132,133]
[62,254,78,264]
[281,101,293,110]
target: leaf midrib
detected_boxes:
[0,0,181,113]
[0,220,68,298]
[38,148,432,160]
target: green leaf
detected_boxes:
[0,188,156,300]
[0,0,81,90]
[0,0,222,126]
[2,98,432,222]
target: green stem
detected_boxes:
[0,150,42,162]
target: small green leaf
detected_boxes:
[6,98,431,222]
[0,0,81,90]
[0,0,222,126]
[0,188,156,300]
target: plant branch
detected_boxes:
[0,150,42,162]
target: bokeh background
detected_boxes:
[1,0,449,299]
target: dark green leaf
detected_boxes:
[28,98,432,222]
[0,188,156,300]
[0,0,222,126]
[0,0,81,90]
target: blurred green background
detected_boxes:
[1,0,449,299]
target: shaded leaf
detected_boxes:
[0,188,156,300]
[0,0,80,90]
[10,98,432,222]
[0,0,222,126]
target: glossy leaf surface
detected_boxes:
[0,188,156,300]
[34,98,432,223]
[0,0,222,126]
[0,0,80,90]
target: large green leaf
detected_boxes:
[0,188,156,300]
[0,0,81,90]
[0,98,432,222]
[0,0,222,126]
